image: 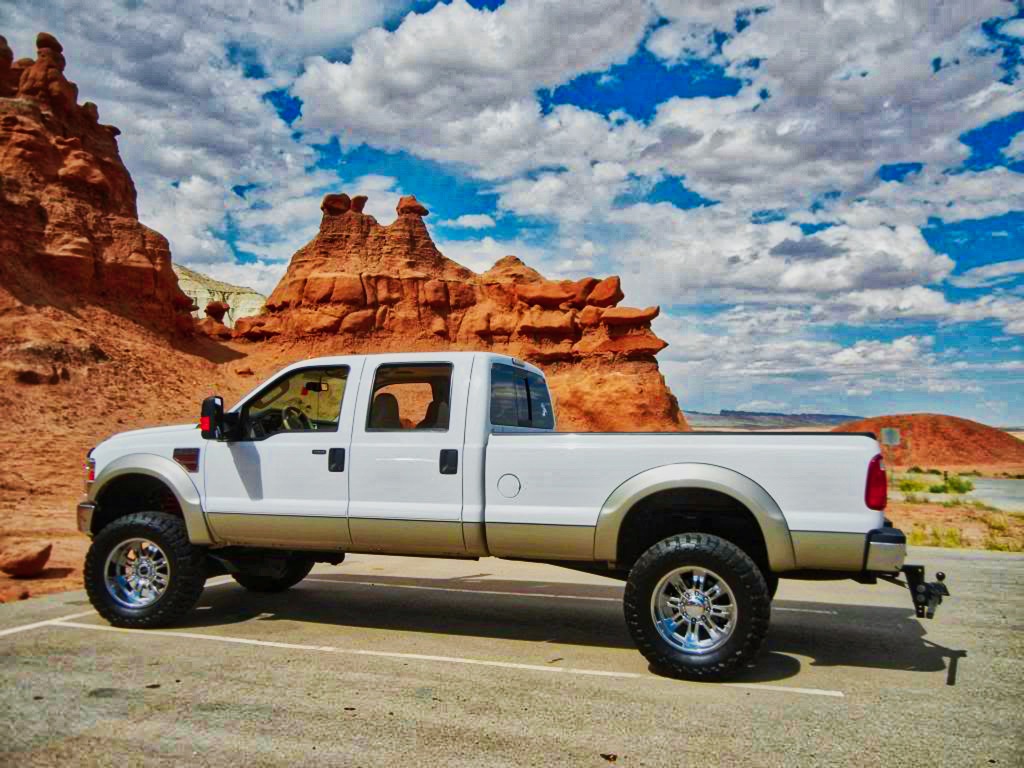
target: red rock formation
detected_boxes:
[834,414,1024,470]
[0,542,52,577]
[0,33,193,334]
[236,193,688,431]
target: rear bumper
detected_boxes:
[864,527,907,573]
[76,501,96,537]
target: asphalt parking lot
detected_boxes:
[1,547,1021,767]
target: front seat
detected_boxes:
[369,393,401,429]
[416,400,450,429]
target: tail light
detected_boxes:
[865,454,887,510]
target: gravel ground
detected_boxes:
[0,547,1021,767]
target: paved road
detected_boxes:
[1,547,1021,767]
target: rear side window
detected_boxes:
[490,364,554,429]
[367,363,453,431]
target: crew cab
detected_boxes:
[78,352,948,680]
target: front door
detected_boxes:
[203,361,362,549]
[347,358,470,555]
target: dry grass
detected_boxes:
[889,499,1024,552]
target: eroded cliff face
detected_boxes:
[173,264,266,328]
[235,193,688,431]
[0,33,193,333]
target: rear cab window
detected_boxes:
[490,363,554,430]
[366,363,453,431]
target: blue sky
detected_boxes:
[3,0,1023,423]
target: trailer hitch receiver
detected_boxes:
[900,565,949,619]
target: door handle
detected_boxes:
[439,449,458,475]
[328,448,346,472]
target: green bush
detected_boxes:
[929,484,948,494]
[945,475,975,494]
[908,466,926,474]
[898,478,927,493]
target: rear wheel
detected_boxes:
[624,533,771,680]
[232,555,315,593]
[84,511,207,628]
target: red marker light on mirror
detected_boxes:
[200,416,211,432]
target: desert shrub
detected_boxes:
[983,534,1024,553]
[925,467,943,475]
[908,525,964,548]
[929,484,948,494]
[945,475,975,494]
[903,493,926,504]
[960,470,982,477]
[898,478,927,493]
[938,527,963,548]
[908,466,926,474]
[984,512,1010,533]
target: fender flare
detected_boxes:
[593,463,797,572]
[88,453,213,545]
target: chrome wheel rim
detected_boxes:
[651,566,738,655]
[104,538,171,609]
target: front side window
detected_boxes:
[244,367,349,439]
[367,363,453,431]
[490,364,554,429]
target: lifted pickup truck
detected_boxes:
[79,352,948,680]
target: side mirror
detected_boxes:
[200,396,224,440]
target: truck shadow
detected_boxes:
[184,573,964,685]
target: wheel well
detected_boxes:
[92,474,183,534]
[616,488,769,572]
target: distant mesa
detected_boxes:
[172,265,266,329]
[232,190,688,432]
[833,413,1024,470]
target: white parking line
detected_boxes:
[0,611,96,638]
[304,577,622,602]
[302,578,838,615]
[51,619,844,698]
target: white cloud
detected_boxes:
[1005,131,1024,162]
[193,260,288,298]
[949,259,1024,288]
[1001,18,1024,38]
[294,0,652,178]
[438,214,496,229]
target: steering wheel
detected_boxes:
[281,405,311,431]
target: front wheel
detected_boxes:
[84,511,207,628]
[623,533,771,681]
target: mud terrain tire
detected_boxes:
[84,511,207,628]
[624,533,771,681]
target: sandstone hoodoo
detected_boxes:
[0,32,193,334]
[834,413,1024,471]
[235,192,688,431]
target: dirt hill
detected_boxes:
[833,413,1024,472]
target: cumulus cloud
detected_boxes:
[949,259,1024,288]
[438,214,496,229]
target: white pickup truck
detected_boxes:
[78,351,948,680]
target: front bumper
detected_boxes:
[77,501,96,537]
[864,527,907,573]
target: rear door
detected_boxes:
[347,357,470,555]
[202,360,363,549]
